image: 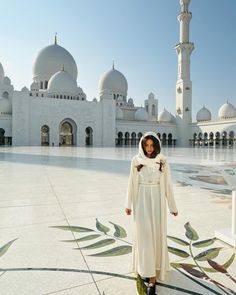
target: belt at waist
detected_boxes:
[139,182,160,186]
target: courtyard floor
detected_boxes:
[0,146,235,295]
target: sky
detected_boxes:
[0,0,235,119]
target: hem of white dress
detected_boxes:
[133,267,172,281]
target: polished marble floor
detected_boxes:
[0,146,235,295]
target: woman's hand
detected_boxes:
[125,208,132,215]
[171,212,178,216]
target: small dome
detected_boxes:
[196,105,211,122]
[30,81,39,91]
[0,96,12,115]
[116,107,124,119]
[148,92,155,100]
[3,76,11,85]
[33,42,78,83]
[159,108,171,122]
[0,63,4,83]
[99,67,128,97]
[218,101,236,119]
[48,70,77,95]
[135,108,148,121]
[21,86,29,92]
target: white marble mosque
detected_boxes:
[0,0,235,148]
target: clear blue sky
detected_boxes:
[0,0,235,120]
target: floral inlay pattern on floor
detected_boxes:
[1,221,235,295]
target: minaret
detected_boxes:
[175,0,194,123]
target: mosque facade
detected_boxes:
[0,0,235,147]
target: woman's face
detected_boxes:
[144,139,154,157]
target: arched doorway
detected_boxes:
[0,128,5,145]
[204,132,208,146]
[41,125,50,146]
[131,132,136,145]
[138,132,142,144]
[125,132,130,146]
[59,119,77,146]
[168,133,172,146]
[85,127,93,146]
[198,133,202,146]
[222,131,227,146]
[215,132,220,146]
[229,131,234,147]
[162,133,167,146]
[209,132,214,146]
[193,133,197,146]
[117,132,123,146]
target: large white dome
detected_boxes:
[0,63,4,83]
[159,108,171,122]
[48,70,78,95]
[99,67,128,97]
[0,97,12,115]
[135,108,148,121]
[218,101,236,119]
[33,42,78,83]
[196,105,211,122]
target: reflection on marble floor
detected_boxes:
[0,146,235,295]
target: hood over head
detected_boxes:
[137,131,163,166]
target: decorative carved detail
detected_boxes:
[177,87,182,94]
[175,43,194,55]
[178,13,192,23]
[177,107,182,114]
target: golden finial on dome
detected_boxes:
[55,32,57,45]
[112,60,115,70]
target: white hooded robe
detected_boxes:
[125,132,178,281]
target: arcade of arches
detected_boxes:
[1,128,235,147]
[190,131,236,147]
[116,132,176,146]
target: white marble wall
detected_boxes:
[12,92,116,146]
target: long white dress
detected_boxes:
[125,152,178,281]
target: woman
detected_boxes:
[125,131,178,295]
